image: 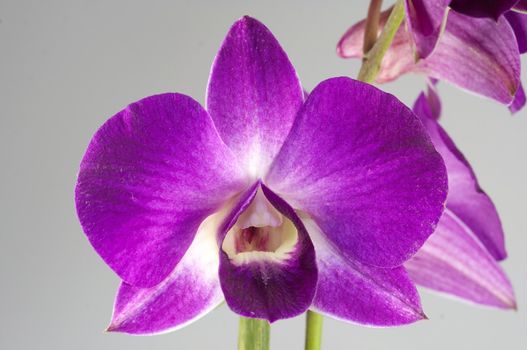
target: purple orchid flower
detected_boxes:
[404,84,516,309]
[404,0,525,59]
[75,16,448,335]
[338,4,526,112]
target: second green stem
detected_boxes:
[238,317,270,350]
[305,311,323,350]
[357,0,405,83]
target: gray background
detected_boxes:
[1,0,525,349]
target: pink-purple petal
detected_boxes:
[338,8,415,82]
[266,77,447,268]
[510,82,526,114]
[404,0,450,58]
[338,9,521,105]
[75,93,246,287]
[218,184,318,322]
[413,81,442,120]
[505,10,527,53]
[107,213,225,335]
[405,209,516,309]
[207,16,303,177]
[450,0,519,20]
[306,219,426,326]
[413,89,507,260]
[415,11,520,105]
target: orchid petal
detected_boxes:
[506,10,527,53]
[267,77,447,268]
[405,209,516,309]
[338,8,419,79]
[450,0,519,20]
[413,89,507,260]
[107,212,225,335]
[416,11,520,105]
[338,9,521,105]
[510,82,526,114]
[218,184,317,322]
[207,16,303,178]
[404,0,450,59]
[417,10,521,105]
[413,81,442,120]
[75,93,246,287]
[305,219,426,326]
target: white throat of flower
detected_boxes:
[222,189,298,265]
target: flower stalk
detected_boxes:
[362,0,384,54]
[305,311,323,350]
[238,317,270,350]
[357,0,405,83]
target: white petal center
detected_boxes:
[222,188,298,265]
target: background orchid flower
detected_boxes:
[404,84,516,309]
[404,0,525,59]
[338,3,526,112]
[75,16,448,335]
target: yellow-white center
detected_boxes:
[222,189,298,265]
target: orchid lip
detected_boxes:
[218,182,318,322]
[222,188,299,265]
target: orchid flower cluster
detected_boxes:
[339,0,527,112]
[75,1,519,348]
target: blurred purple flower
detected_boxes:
[338,3,527,112]
[404,0,525,59]
[404,84,516,309]
[75,16,448,334]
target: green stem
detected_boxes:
[304,311,323,350]
[362,0,384,54]
[238,317,270,350]
[357,0,405,83]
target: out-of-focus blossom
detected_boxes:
[338,4,525,111]
[403,0,450,59]
[75,17,448,334]
[404,1,525,59]
[404,84,516,309]
[506,10,527,53]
